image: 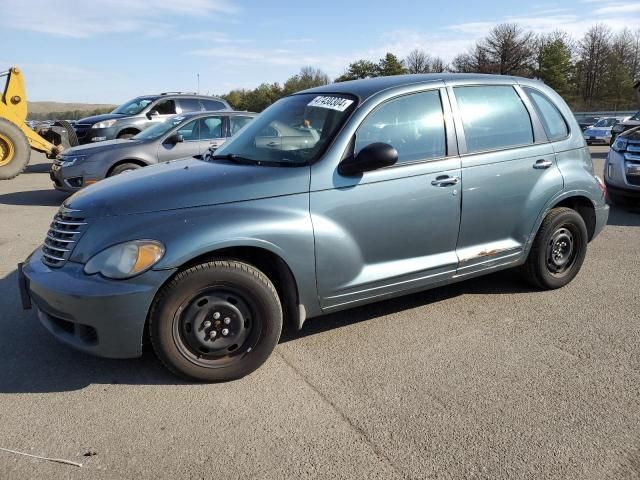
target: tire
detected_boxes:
[149,260,283,382]
[521,207,588,290]
[52,120,79,147]
[117,132,137,140]
[108,162,141,176]
[0,118,30,180]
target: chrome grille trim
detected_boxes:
[41,206,88,268]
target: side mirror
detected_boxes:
[339,142,398,176]
[147,110,160,119]
[166,133,184,144]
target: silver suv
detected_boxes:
[20,74,609,382]
[73,93,230,144]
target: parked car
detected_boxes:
[610,110,640,144]
[576,115,600,131]
[51,111,255,192]
[604,126,640,204]
[73,93,231,144]
[20,74,609,382]
[583,117,621,145]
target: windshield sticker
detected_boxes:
[307,96,354,112]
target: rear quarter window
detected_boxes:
[202,99,226,111]
[523,88,569,141]
[454,86,534,153]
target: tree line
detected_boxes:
[222,23,640,113]
[29,108,113,121]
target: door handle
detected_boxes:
[533,159,553,169]
[431,175,460,187]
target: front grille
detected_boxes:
[42,206,88,268]
[627,175,640,186]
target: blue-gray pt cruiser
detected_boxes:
[20,74,609,382]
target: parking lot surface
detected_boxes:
[0,146,639,479]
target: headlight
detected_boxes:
[92,119,117,129]
[612,137,628,152]
[84,240,165,279]
[59,155,86,167]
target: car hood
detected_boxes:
[76,113,123,125]
[64,157,311,217]
[63,139,144,156]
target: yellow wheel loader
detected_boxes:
[0,67,78,180]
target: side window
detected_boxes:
[199,117,223,139]
[154,99,176,115]
[454,86,533,153]
[176,119,200,141]
[179,98,202,112]
[202,99,226,111]
[230,116,253,136]
[524,88,569,141]
[355,90,446,164]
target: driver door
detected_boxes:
[156,118,201,163]
[311,89,462,310]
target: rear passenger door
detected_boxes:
[449,84,563,276]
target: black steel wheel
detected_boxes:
[150,260,282,382]
[521,207,588,290]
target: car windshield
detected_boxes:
[133,115,188,140]
[112,97,155,115]
[212,93,357,165]
[630,111,640,121]
[593,118,617,127]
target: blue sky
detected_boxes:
[1,0,639,103]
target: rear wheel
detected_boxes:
[0,118,30,180]
[108,162,141,176]
[150,260,283,382]
[521,207,588,290]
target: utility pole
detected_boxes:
[197,73,200,94]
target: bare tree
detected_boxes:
[479,23,535,75]
[405,49,431,73]
[405,49,447,74]
[577,24,612,105]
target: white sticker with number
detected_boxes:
[307,96,354,112]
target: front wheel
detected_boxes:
[150,260,283,382]
[521,207,588,290]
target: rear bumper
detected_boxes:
[20,248,176,358]
[593,204,609,239]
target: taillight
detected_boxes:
[595,175,607,198]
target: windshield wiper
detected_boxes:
[207,153,262,165]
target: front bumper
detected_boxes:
[20,248,176,358]
[583,132,610,144]
[74,126,118,145]
[50,161,106,192]
[604,149,640,194]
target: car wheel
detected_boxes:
[521,207,588,290]
[149,260,283,382]
[108,162,141,176]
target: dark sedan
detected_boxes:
[51,111,255,191]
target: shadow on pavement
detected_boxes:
[0,267,534,394]
[0,189,69,207]
[607,203,640,226]
[24,163,52,174]
[282,269,535,343]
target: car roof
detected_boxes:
[298,73,523,102]
[170,110,256,120]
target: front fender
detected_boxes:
[70,194,321,318]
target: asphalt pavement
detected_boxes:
[0,146,638,479]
